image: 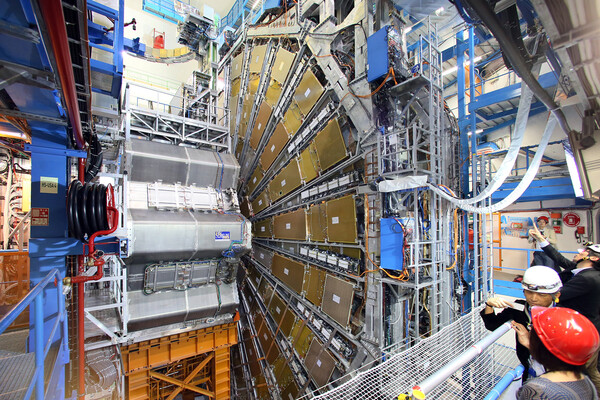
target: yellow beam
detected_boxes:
[149,371,214,398]
[165,354,214,400]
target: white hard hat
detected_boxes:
[522,266,562,294]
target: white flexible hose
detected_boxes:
[429,82,534,205]
[446,113,557,214]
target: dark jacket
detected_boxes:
[481,299,532,382]
[542,244,600,333]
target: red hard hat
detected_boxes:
[537,216,549,223]
[531,306,599,365]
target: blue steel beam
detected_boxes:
[491,177,575,202]
[469,72,558,112]
[478,107,548,139]
[476,101,546,120]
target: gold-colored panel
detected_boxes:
[340,247,362,259]
[250,103,272,149]
[314,119,348,171]
[305,265,326,307]
[253,312,266,335]
[269,159,301,201]
[308,202,327,242]
[273,208,307,240]
[298,142,320,183]
[280,310,296,338]
[290,321,314,358]
[257,279,273,305]
[247,166,264,195]
[282,102,302,136]
[326,194,357,243]
[235,140,244,160]
[305,338,336,388]
[274,361,294,390]
[251,189,270,214]
[246,263,261,288]
[321,274,354,327]
[266,340,280,364]
[294,69,324,116]
[253,217,272,238]
[280,381,299,400]
[230,78,241,99]
[253,246,274,269]
[271,254,305,294]
[271,47,296,84]
[260,122,289,171]
[268,293,286,325]
[258,322,274,357]
[231,52,243,80]
[249,45,267,74]
[265,79,282,107]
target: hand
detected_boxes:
[528,226,545,242]
[486,297,514,309]
[512,321,530,349]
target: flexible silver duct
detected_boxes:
[441,113,557,214]
[429,83,533,204]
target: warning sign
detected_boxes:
[31,208,49,226]
[563,212,581,227]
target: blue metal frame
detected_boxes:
[0,268,68,400]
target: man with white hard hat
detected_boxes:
[482,265,562,382]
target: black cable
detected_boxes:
[460,0,573,136]
[84,133,103,183]
[67,180,109,240]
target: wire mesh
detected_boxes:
[303,306,519,400]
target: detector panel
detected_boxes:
[326,194,357,243]
[251,189,270,214]
[269,159,301,201]
[271,254,305,294]
[265,79,283,107]
[271,47,296,84]
[322,274,354,327]
[260,122,289,171]
[247,166,264,195]
[308,202,327,242]
[249,45,267,73]
[298,142,320,183]
[250,103,272,149]
[231,52,243,80]
[254,246,274,269]
[294,69,324,116]
[305,338,336,388]
[283,102,303,136]
[253,218,273,238]
[314,119,347,171]
[305,265,326,307]
[273,208,306,240]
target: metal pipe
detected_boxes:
[483,364,524,400]
[411,322,512,397]
[38,0,86,149]
[35,295,44,400]
[460,0,573,136]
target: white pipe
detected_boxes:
[429,82,533,205]
[444,113,557,214]
[412,322,512,397]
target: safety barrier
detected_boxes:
[0,268,68,399]
[301,306,519,399]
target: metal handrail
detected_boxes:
[0,267,68,400]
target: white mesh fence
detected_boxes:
[303,306,520,400]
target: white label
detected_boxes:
[258,123,262,130]
[284,268,289,275]
[253,176,257,183]
[332,216,339,224]
[271,144,276,152]
[286,223,291,230]
[333,294,341,304]
[304,88,311,98]
[264,333,268,340]
[309,250,317,258]
[327,255,337,264]
[339,260,349,269]
[316,359,322,367]
[305,310,310,318]
[279,62,285,71]
[289,246,294,252]
[40,177,58,194]
[289,394,294,400]
[276,306,281,314]
[260,253,265,259]
[258,199,263,206]
[300,247,308,256]
[256,55,260,63]
[281,179,286,187]
[261,226,265,232]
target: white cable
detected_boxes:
[429,82,534,204]
[447,113,557,214]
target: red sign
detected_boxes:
[31,208,49,226]
[563,212,581,227]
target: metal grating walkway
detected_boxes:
[0,350,35,400]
